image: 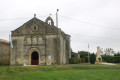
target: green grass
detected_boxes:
[0,64,120,80]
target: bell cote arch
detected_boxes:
[45,16,54,26]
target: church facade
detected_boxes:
[9,15,71,65]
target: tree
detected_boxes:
[90,53,96,64]
[78,51,91,63]
[78,51,90,58]
[114,52,120,56]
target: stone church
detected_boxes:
[0,15,71,65]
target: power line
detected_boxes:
[0,17,32,21]
[0,16,47,21]
[70,33,120,41]
[1,14,120,30]
[59,15,120,30]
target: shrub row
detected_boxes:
[69,58,85,64]
[69,53,96,64]
[102,56,120,63]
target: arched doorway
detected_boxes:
[31,51,39,65]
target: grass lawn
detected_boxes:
[0,63,120,80]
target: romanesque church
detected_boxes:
[0,15,71,65]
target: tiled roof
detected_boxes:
[0,39,9,43]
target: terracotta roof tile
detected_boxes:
[0,39,9,43]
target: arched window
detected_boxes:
[45,16,54,26]
[48,20,51,25]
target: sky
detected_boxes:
[0,0,120,53]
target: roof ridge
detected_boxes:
[0,39,9,43]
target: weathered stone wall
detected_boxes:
[58,31,71,64]
[45,35,58,65]
[11,35,46,65]
[65,39,71,63]
[0,42,10,65]
[24,35,46,65]
[10,36,24,65]
[59,33,67,64]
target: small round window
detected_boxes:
[34,26,36,30]
[31,24,38,31]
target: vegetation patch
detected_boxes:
[0,64,120,80]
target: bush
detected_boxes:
[102,56,120,63]
[81,58,85,63]
[78,51,91,63]
[78,51,89,58]
[69,58,81,64]
[90,53,96,64]
[78,58,81,63]
[85,56,88,63]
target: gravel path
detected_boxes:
[99,63,116,65]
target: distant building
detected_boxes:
[104,48,115,56]
[71,52,80,58]
[0,39,10,65]
[100,48,104,55]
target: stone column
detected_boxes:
[96,46,102,62]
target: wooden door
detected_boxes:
[31,51,39,65]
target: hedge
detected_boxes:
[69,58,82,64]
[102,56,120,63]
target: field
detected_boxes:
[0,63,120,80]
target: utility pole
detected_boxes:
[88,44,90,63]
[56,9,59,64]
[56,9,59,27]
